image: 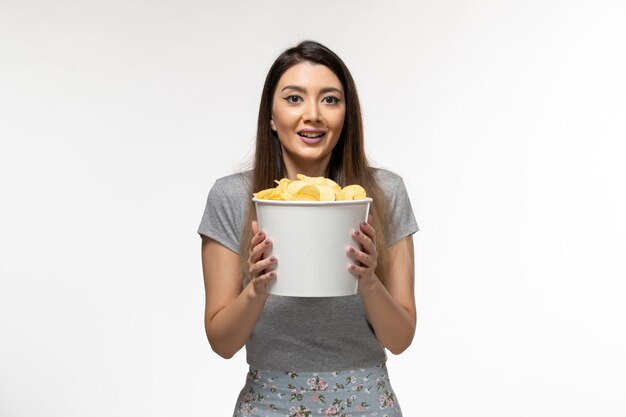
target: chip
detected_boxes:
[324,178,341,191]
[253,188,273,199]
[253,174,367,201]
[286,180,309,196]
[291,183,320,200]
[316,184,336,201]
[333,188,344,201]
[268,187,285,200]
[296,174,326,185]
[341,184,367,200]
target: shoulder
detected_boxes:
[370,168,419,242]
[199,171,252,251]
[371,167,405,194]
[204,170,253,211]
[210,170,253,198]
[213,170,252,191]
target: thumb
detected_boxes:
[252,219,259,235]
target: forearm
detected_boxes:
[205,283,267,359]
[358,277,416,354]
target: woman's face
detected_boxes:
[270,61,346,177]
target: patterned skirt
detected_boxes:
[233,362,403,417]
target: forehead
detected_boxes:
[276,61,343,92]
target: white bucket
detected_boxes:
[253,197,373,297]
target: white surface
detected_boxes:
[1,1,625,416]
[255,198,371,297]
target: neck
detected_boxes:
[282,155,331,180]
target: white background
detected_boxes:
[1,0,625,416]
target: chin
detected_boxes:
[297,151,330,163]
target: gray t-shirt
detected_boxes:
[198,168,419,371]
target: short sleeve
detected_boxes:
[197,175,249,254]
[384,175,419,247]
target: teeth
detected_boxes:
[300,132,324,138]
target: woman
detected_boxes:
[198,40,419,417]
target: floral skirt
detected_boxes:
[233,362,403,417]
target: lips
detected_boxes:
[297,129,326,144]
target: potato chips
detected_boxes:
[253,174,367,201]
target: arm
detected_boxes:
[201,222,277,358]
[347,220,416,354]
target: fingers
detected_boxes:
[249,254,278,277]
[353,221,377,255]
[359,219,376,241]
[251,270,277,285]
[346,245,375,268]
[347,218,378,276]
[348,263,370,278]
[248,221,278,280]
[250,235,272,263]
[251,220,259,236]
[249,219,270,264]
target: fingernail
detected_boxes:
[269,271,276,277]
[354,230,360,235]
[348,247,355,253]
[360,220,366,225]
[258,231,263,237]
[269,256,276,262]
[264,239,270,245]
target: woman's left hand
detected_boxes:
[347,214,379,286]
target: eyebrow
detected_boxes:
[280,85,344,95]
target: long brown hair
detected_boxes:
[239,40,389,283]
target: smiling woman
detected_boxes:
[197,40,419,417]
[270,62,346,178]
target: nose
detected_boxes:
[303,100,321,122]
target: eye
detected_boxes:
[285,95,301,103]
[323,96,340,104]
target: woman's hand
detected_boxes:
[347,214,379,287]
[247,220,278,296]
[202,221,279,358]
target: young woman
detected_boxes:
[198,40,419,417]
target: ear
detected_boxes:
[270,118,277,131]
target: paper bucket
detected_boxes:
[253,197,372,297]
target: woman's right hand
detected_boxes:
[202,221,278,358]
[247,220,278,296]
